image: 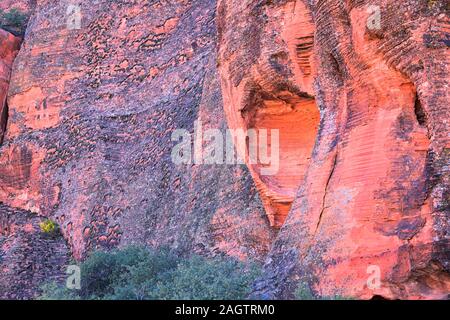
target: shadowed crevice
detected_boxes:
[0,100,8,145]
[414,94,427,127]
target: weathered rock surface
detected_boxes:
[0,0,448,300]
[0,203,70,299]
[217,0,449,299]
[0,29,20,145]
[0,0,274,298]
[0,0,33,12]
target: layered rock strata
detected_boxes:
[217,0,449,299]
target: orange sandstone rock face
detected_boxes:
[218,0,449,299]
[0,27,68,300]
[0,29,20,144]
[0,143,49,212]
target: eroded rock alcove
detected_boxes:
[218,0,320,228]
[247,94,319,228]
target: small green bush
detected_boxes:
[0,8,29,36]
[294,282,315,300]
[151,255,261,300]
[39,245,261,300]
[80,245,179,300]
[38,282,80,300]
[294,282,354,300]
[39,219,59,236]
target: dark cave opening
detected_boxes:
[414,94,427,127]
[0,101,8,145]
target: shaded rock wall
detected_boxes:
[0,202,70,299]
[0,0,274,298]
[217,0,449,299]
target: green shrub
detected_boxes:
[39,219,59,237]
[294,282,315,300]
[38,282,80,300]
[151,255,261,300]
[38,245,261,300]
[294,281,354,300]
[91,246,179,300]
[79,245,177,299]
[0,8,29,36]
[79,249,122,299]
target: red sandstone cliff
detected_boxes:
[0,0,448,299]
[0,29,20,144]
[217,0,449,299]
